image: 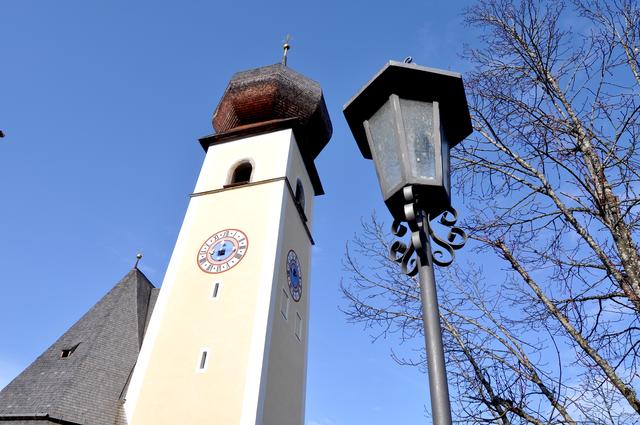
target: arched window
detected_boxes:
[228,161,252,186]
[295,179,305,211]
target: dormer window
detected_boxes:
[228,161,253,186]
[60,343,80,359]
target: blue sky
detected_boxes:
[0,1,476,424]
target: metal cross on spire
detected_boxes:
[282,35,291,66]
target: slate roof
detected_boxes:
[0,269,159,425]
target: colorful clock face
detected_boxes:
[197,229,248,274]
[286,250,302,302]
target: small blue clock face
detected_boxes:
[197,229,248,274]
[286,250,302,302]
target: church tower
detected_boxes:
[123,63,332,425]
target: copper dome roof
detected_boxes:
[211,63,332,160]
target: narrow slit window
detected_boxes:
[211,281,221,299]
[295,313,303,341]
[60,343,79,359]
[230,162,252,185]
[281,288,290,320]
[197,349,210,372]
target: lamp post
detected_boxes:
[343,59,472,425]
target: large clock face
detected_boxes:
[197,229,248,274]
[286,250,302,302]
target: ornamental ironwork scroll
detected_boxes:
[390,186,467,276]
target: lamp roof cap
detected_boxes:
[343,60,472,159]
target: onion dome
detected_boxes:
[201,63,333,160]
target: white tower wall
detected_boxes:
[124,128,315,425]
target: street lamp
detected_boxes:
[343,59,472,425]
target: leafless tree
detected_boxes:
[342,0,640,423]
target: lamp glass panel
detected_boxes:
[368,98,402,195]
[441,128,451,194]
[400,99,436,180]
